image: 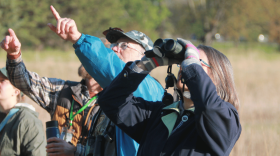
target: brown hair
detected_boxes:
[197,45,240,110]
[78,64,91,79]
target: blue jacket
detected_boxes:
[73,34,164,156]
[98,63,242,156]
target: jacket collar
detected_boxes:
[162,101,195,115]
[71,79,88,104]
[161,101,180,138]
[161,101,195,138]
[162,101,180,113]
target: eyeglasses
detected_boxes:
[200,59,211,68]
[177,59,211,68]
[110,42,144,55]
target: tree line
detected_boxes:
[1,0,280,50]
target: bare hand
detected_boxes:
[48,5,82,44]
[46,137,76,156]
[0,29,21,55]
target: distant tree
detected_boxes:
[119,0,170,40]
[0,0,22,40]
[167,0,244,46]
[0,0,170,50]
[257,0,280,50]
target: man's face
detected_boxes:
[85,77,102,95]
[111,37,144,63]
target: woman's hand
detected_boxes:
[139,46,180,71]
[177,38,201,67]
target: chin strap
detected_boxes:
[162,65,185,105]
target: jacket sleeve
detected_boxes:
[6,54,65,113]
[73,35,165,156]
[19,114,47,156]
[98,63,163,143]
[73,34,126,88]
[181,64,241,155]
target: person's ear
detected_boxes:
[14,89,20,97]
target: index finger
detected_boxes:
[8,29,18,39]
[50,5,61,20]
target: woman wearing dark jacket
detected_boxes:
[97,38,241,156]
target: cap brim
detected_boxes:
[104,29,142,45]
[0,67,8,78]
[105,30,126,43]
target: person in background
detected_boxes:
[97,39,242,156]
[48,5,164,156]
[0,67,46,156]
[1,28,103,156]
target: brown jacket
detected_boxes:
[52,80,99,146]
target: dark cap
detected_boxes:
[46,120,58,128]
[103,27,153,51]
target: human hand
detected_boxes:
[0,29,21,55]
[140,54,180,71]
[177,38,201,67]
[177,38,200,60]
[46,137,76,156]
[48,5,81,44]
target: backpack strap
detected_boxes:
[0,108,20,132]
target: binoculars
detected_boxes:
[145,38,186,61]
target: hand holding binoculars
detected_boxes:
[144,38,186,61]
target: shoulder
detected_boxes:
[16,107,42,128]
[137,75,164,101]
[65,80,80,86]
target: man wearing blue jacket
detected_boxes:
[47,5,164,156]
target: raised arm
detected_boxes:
[47,5,125,88]
[182,63,241,155]
[98,62,164,142]
[1,29,65,114]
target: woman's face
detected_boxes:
[0,73,19,101]
[176,49,210,91]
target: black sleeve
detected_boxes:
[98,62,163,143]
[182,64,242,155]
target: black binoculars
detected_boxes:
[145,38,186,61]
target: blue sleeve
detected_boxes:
[73,34,125,88]
[182,64,241,155]
[73,35,164,156]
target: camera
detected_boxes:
[145,38,185,61]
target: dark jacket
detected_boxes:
[98,63,242,156]
[85,109,116,156]
[0,104,46,156]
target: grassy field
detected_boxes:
[0,45,280,155]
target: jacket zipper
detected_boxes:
[170,115,188,135]
[160,115,188,156]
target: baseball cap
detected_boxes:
[103,27,153,51]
